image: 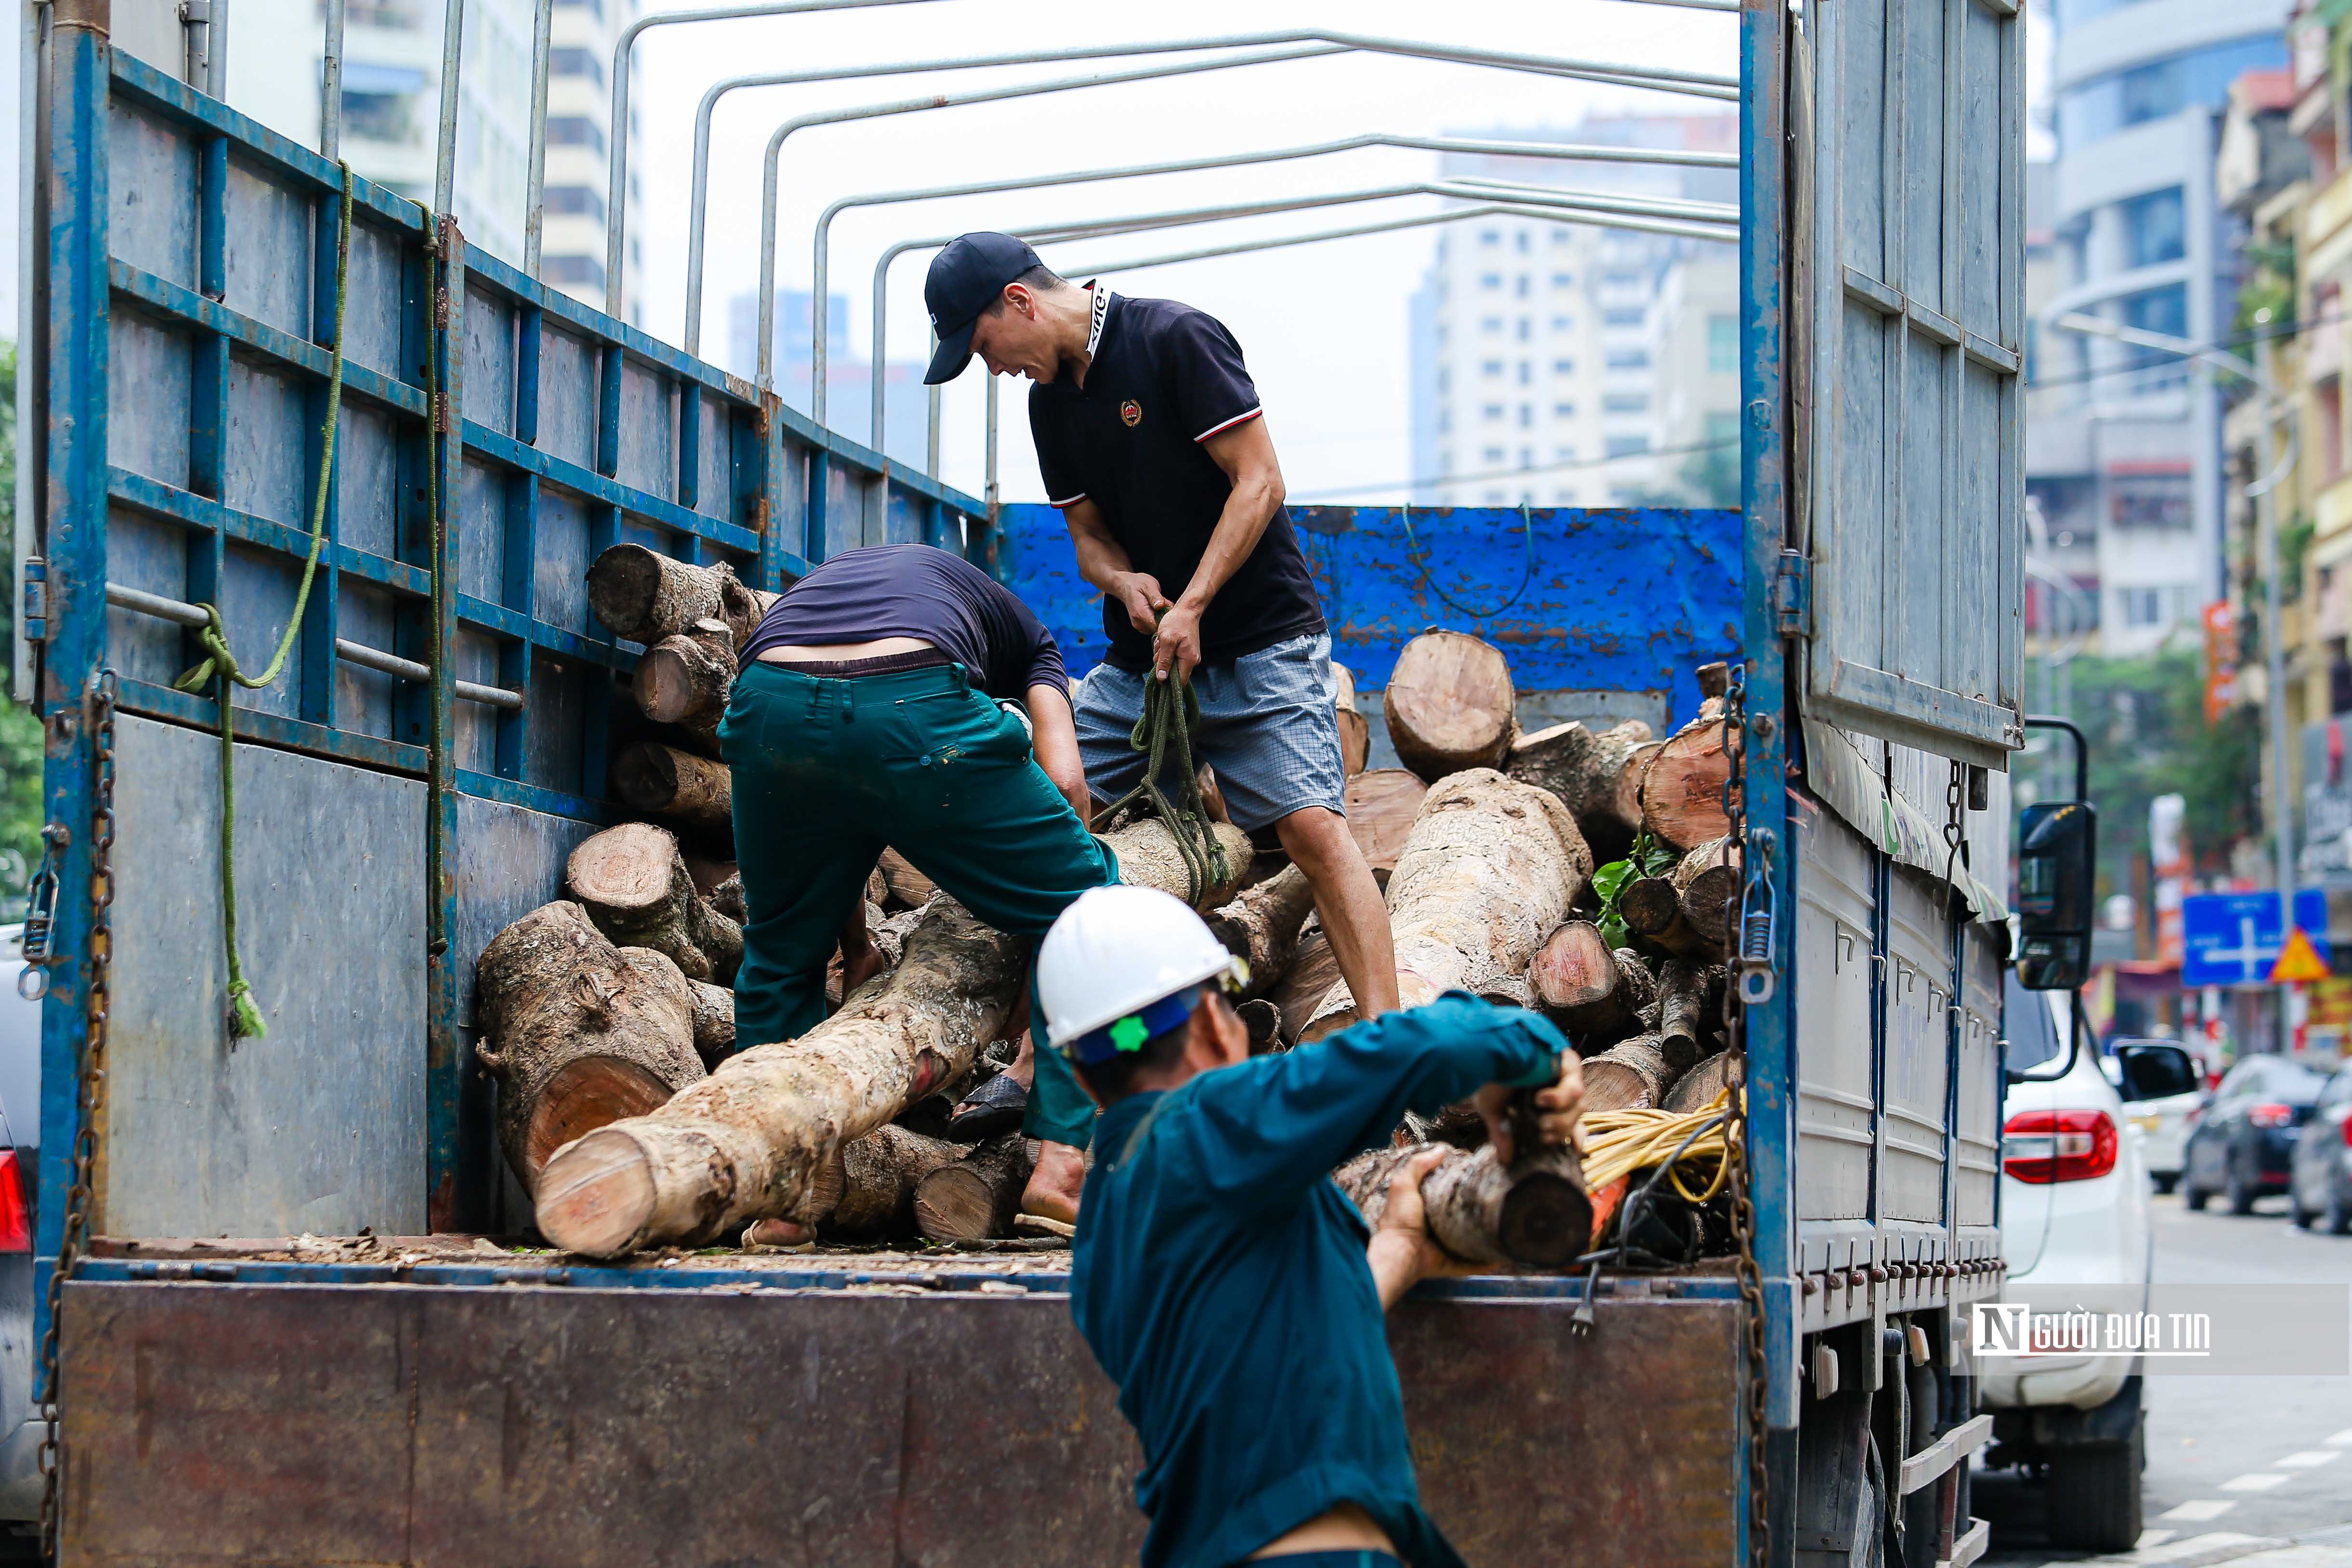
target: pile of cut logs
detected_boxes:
[476,544,1742,1269]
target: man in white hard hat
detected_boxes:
[1037,884,1586,1568]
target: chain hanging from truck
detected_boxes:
[166,163,355,1040]
[1719,665,1772,1568]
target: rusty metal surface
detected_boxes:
[61,1278,1737,1567]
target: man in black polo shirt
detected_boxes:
[922,232,1400,1040]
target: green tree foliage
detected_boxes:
[2033,647,2261,900]
[0,342,43,895]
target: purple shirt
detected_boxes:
[737,544,1067,700]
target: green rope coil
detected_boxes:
[171,162,355,1040]
[1088,660,1229,905]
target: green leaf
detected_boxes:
[1597,916,1629,950]
[1591,859,1633,902]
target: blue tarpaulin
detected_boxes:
[997,502,1744,732]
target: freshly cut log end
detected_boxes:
[1663,1050,1743,1114]
[523,1058,677,1180]
[1531,921,1618,1012]
[1619,874,1718,962]
[913,1135,1036,1243]
[1496,1162,1595,1267]
[1237,998,1282,1052]
[1695,661,1732,700]
[1334,662,1370,779]
[1344,769,1430,876]
[611,741,734,838]
[1582,1036,1671,1113]
[1207,864,1317,999]
[633,618,736,736]
[533,1124,663,1258]
[1655,959,1721,1077]
[1671,837,1743,950]
[1640,714,1736,852]
[1274,930,1341,1047]
[1505,718,1655,860]
[1383,632,1517,782]
[566,821,743,983]
[588,543,767,647]
[825,1124,966,1240]
[1335,1140,1590,1267]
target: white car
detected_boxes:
[1977,974,2155,1555]
[2099,1039,2207,1193]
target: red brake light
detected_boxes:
[2339,1109,2352,1150]
[0,1151,32,1252]
[2002,1109,2119,1184]
[2248,1102,2297,1129]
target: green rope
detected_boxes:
[1088,656,1229,905]
[171,162,355,1040]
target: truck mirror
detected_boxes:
[2015,799,2096,991]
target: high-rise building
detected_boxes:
[2027,0,2291,655]
[1406,115,1741,509]
[224,0,643,319]
[728,289,933,472]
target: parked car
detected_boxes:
[1981,973,2153,1553]
[2181,1054,2331,1215]
[0,924,40,1541]
[2289,1060,2352,1234]
[2099,1040,2205,1194]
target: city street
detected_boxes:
[1982,1193,2352,1568]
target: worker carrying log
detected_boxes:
[724,541,1112,1220]
[1037,885,1585,1568]
[922,232,1400,1033]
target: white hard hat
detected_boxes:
[1038,885,1243,1063]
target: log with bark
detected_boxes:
[632,618,736,742]
[1207,864,1318,999]
[1581,1036,1672,1113]
[473,902,708,1192]
[1304,769,1593,1041]
[531,816,1252,1256]
[1670,837,1742,950]
[611,740,733,838]
[1382,632,1517,782]
[1639,712,1735,852]
[565,822,743,984]
[1274,929,1342,1047]
[1238,998,1283,1052]
[877,847,936,910]
[1505,718,1656,861]
[1344,769,1429,880]
[913,1135,1038,1243]
[708,873,746,925]
[685,978,736,1067]
[818,1124,968,1241]
[1335,1138,1591,1268]
[587,542,775,648]
[1334,662,1370,780]
[1619,873,1719,960]
[1663,1049,1742,1114]
[1529,922,1657,1046]
[1655,958,1723,1077]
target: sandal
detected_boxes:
[946,1070,1028,1143]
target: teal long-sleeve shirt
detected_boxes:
[1068,993,1566,1568]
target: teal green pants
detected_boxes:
[721,660,1106,1147]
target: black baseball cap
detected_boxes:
[923,232,1043,384]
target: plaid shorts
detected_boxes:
[1072,632,1348,833]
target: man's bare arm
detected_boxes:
[1063,498,1166,635]
[1153,414,1287,682]
[1026,682,1092,822]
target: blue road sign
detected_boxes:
[2180,890,2332,988]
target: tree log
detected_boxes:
[1663,1049,1742,1114]
[587,542,772,648]
[1238,998,1282,1051]
[1619,874,1719,960]
[914,1134,1037,1242]
[632,618,736,740]
[708,873,746,925]
[1655,959,1722,1077]
[1530,922,1656,1046]
[565,822,743,984]
[1207,864,1318,999]
[1334,662,1370,780]
[1344,769,1429,878]
[1305,769,1593,1041]
[612,741,734,837]
[1335,1140,1591,1268]
[1582,1036,1672,1112]
[821,1124,967,1240]
[685,979,736,1067]
[1639,713,1735,852]
[473,902,707,1193]
[1671,837,1742,950]
[1695,661,1731,700]
[877,847,936,910]
[1505,718,1656,861]
[531,817,1251,1257]
[1382,632,1516,782]
[1274,929,1342,1047]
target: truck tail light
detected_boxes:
[2247,1102,2296,1129]
[2339,1109,2352,1150]
[2002,1109,2118,1184]
[0,1151,31,1252]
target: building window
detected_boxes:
[1554,488,1578,503]
[1480,273,1504,290]
[339,0,421,26]
[2119,586,2187,627]
[1483,447,1507,464]
[1516,319,1532,342]
[1518,405,1534,428]
[1436,367,1449,393]
[543,184,605,221]
[1481,316,1504,334]
[1603,270,1644,288]
[2109,473,2192,529]
[2118,186,2185,268]
[1436,409,1452,434]
[1602,307,1645,328]
[1708,314,1738,374]
[1602,393,1651,413]
[1554,444,1578,462]
[1520,447,1535,470]
[2056,36,2287,152]
[548,116,606,154]
[1482,360,1504,378]
[1482,405,1506,422]
[337,63,426,142]
[1605,435,1652,458]
[1604,349,1652,370]
[1552,400,1576,418]
[1479,230,1501,247]
[554,0,601,14]
[1515,231,1531,253]
[1484,490,1509,503]
[1516,276,1531,298]
[1551,272,1574,288]
[1550,230,1572,246]
[550,46,604,86]
[1518,362,1533,385]
[543,254,606,288]
[1551,357,1575,376]
[2118,284,2190,386]
[1550,314,1575,332]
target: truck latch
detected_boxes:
[1773,550,1809,638]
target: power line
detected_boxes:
[1288,435,1738,502]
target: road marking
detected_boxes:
[2326,1429,2352,1447]
[2164,1500,2242,1521]
[2137,1528,2180,1549]
[2221,1475,2291,1493]
[2275,1451,2343,1469]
